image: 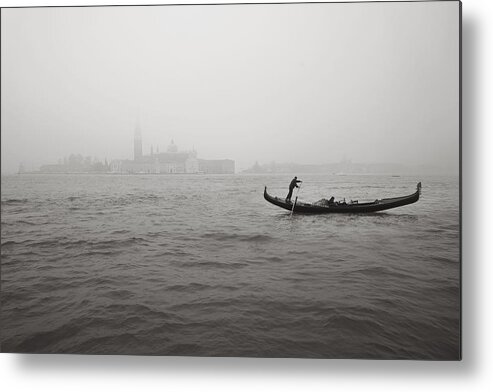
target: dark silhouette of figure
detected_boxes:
[286,176,302,202]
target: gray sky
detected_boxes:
[1,2,459,174]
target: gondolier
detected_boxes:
[286,176,302,202]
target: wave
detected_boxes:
[10,316,88,353]
[4,236,150,251]
[176,259,251,269]
[69,236,148,248]
[68,333,144,355]
[166,282,241,292]
[1,198,28,206]
[167,282,211,292]
[201,232,274,243]
[1,240,18,248]
[12,220,40,226]
[165,343,204,356]
[1,239,31,248]
[430,255,460,265]
[111,229,131,235]
[263,256,283,263]
[323,313,385,334]
[349,265,413,280]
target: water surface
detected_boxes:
[1,174,460,359]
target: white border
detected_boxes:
[2,0,492,391]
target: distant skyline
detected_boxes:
[1,2,460,174]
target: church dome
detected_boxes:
[167,139,178,153]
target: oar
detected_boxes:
[291,182,302,216]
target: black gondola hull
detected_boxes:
[264,183,421,214]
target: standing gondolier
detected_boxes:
[286,176,302,202]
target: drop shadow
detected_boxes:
[11,352,466,378]
[460,12,479,371]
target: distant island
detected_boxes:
[242,159,452,176]
[19,127,235,175]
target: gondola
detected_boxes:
[264,182,421,214]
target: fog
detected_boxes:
[1,2,459,174]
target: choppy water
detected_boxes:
[1,174,460,359]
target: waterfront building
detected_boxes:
[111,138,200,174]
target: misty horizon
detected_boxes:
[5,130,457,175]
[1,2,459,175]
